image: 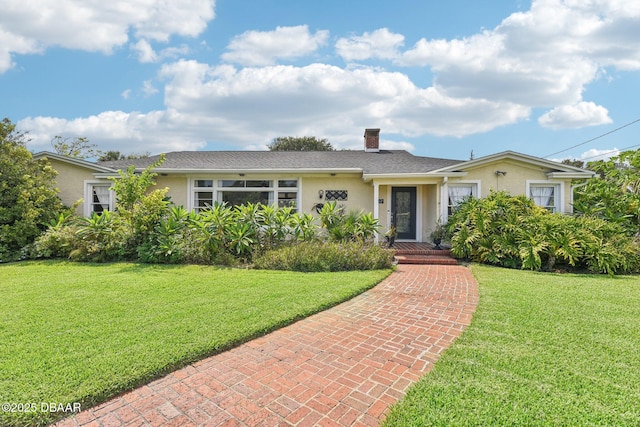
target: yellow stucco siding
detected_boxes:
[422,184,439,242]
[154,175,188,207]
[301,174,373,215]
[449,159,574,212]
[48,159,98,215]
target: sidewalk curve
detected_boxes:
[54,264,478,427]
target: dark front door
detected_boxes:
[391,187,417,240]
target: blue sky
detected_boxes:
[1,0,639,162]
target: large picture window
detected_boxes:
[191,178,299,212]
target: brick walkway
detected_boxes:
[54,265,478,427]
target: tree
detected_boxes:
[561,158,585,169]
[573,148,640,234]
[267,136,334,151]
[51,135,98,159]
[0,118,64,261]
[98,151,151,162]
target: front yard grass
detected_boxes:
[0,261,391,427]
[383,265,640,426]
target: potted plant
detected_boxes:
[430,221,446,250]
[385,226,396,248]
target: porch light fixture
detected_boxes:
[318,189,324,199]
[495,170,507,176]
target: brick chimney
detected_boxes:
[364,128,380,153]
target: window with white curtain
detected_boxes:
[89,184,112,214]
[529,184,559,212]
[448,183,477,215]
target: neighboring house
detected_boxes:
[35,129,595,243]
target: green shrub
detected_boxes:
[318,201,380,243]
[33,225,81,259]
[447,190,640,274]
[253,241,394,272]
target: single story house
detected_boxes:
[35,129,595,243]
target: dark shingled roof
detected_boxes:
[99,150,463,175]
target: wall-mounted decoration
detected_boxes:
[325,190,348,201]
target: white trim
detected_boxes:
[390,186,420,242]
[373,183,380,243]
[154,167,362,174]
[442,180,480,222]
[416,187,423,243]
[83,180,114,216]
[34,151,117,173]
[526,180,564,213]
[188,177,301,212]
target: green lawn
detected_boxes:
[384,265,640,426]
[0,261,391,427]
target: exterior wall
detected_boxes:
[378,185,391,232]
[301,174,374,215]
[449,159,574,213]
[422,184,439,242]
[154,175,188,207]
[48,159,99,215]
[175,172,373,215]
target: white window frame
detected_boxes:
[191,179,216,213]
[526,180,563,213]
[84,181,114,216]
[189,177,300,213]
[443,181,480,221]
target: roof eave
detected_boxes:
[546,171,596,179]
[363,171,467,181]
[435,150,592,174]
[34,151,117,173]
[148,167,365,174]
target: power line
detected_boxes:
[544,117,640,159]
[579,143,640,161]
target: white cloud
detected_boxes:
[579,147,620,162]
[131,39,158,63]
[156,60,528,143]
[221,25,329,66]
[0,0,215,72]
[13,0,640,155]
[121,89,131,99]
[21,56,531,153]
[336,28,405,62]
[131,40,191,63]
[397,0,640,108]
[142,80,159,97]
[538,102,612,129]
[19,111,207,154]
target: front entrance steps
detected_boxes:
[391,242,458,265]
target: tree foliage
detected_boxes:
[51,135,98,159]
[0,118,64,261]
[573,148,640,234]
[267,136,334,151]
[98,151,151,161]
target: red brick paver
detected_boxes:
[54,265,478,426]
